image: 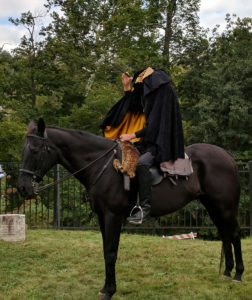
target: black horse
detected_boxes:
[18,119,244,300]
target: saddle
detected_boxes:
[152,154,193,186]
[113,141,193,190]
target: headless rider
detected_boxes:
[101,67,184,224]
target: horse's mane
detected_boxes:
[48,126,85,135]
[47,126,104,140]
[23,124,107,143]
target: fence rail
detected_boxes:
[0,161,251,236]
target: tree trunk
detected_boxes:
[30,59,36,108]
[29,28,36,108]
[163,0,177,64]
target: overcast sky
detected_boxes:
[0,0,252,52]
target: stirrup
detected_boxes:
[128,194,143,224]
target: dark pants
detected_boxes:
[138,152,155,167]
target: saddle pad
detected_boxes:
[160,154,193,176]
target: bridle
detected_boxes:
[19,133,50,183]
[19,133,118,194]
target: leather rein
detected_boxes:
[19,133,118,194]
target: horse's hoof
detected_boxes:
[223,270,231,278]
[100,295,111,300]
[221,274,231,280]
[233,273,242,282]
[99,286,107,296]
[233,274,242,283]
[98,294,109,300]
[98,290,106,296]
[232,279,242,283]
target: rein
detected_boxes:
[37,143,117,193]
[20,133,118,194]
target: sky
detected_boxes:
[0,0,252,52]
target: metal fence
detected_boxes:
[0,161,251,236]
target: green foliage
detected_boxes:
[0,116,26,161]
[0,2,251,161]
[99,0,162,70]
[179,16,252,156]
[60,83,122,134]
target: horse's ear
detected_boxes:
[37,118,45,137]
[28,120,36,130]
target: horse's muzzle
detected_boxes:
[17,175,35,198]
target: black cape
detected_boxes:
[101,69,185,163]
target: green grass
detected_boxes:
[0,230,251,300]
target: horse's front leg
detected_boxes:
[98,215,106,295]
[98,212,123,300]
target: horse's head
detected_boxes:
[18,118,57,197]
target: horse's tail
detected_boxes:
[219,243,225,275]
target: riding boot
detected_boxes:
[127,164,152,225]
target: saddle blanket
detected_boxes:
[160,154,193,176]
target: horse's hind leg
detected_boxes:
[221,219,244,281]
[230,223,244,281]
[200,197,244,281]
[210,211,234,277]
[217,209,244,281]
[222,233,234,278]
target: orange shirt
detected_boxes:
[104,111,146,142]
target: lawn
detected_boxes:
[0,230,251,300]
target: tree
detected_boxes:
[60,82,122,135]
[179,16,252,158]
[9,11,46,108]
[0,116,26,161]
[144,0,205,68]
[2,1,251,161]
[0,50,13,106]
[41,0,109,112]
